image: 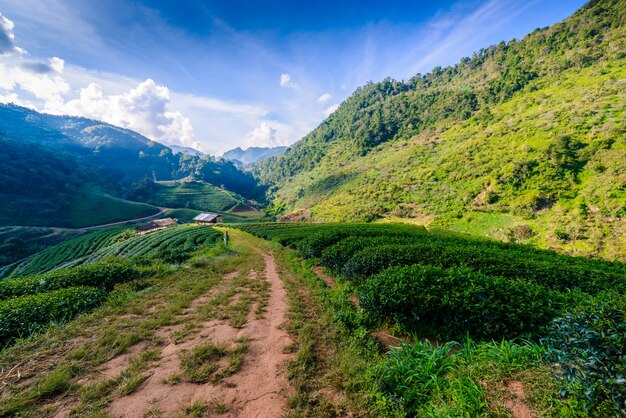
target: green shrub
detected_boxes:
[320,236,416,271]
[0,286,108,344]
[359,264,564,340]
[545,293,626,416]
[342,243,625,294]
[0,259,139,300]
[342,243,443,280]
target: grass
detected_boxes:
[67,186,159,228]
[242,227,590,417]
[179,342,229,383]
[258,26,626,261]
[0,229,274,416]
[0,226,84,269]
[147,180,239,213]
[0,242,240,416]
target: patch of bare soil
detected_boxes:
[107,251,293,418]
[312,266,335,288]
[311,266,358,307]
[278,209,311,222]
[505,380,537,418]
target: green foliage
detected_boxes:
[0,286,107,344]
[0,259,139,300]
[13,225,222,276]
[359,264,563,340]
[129,179,242,212]
[342,242,625,294]
[10,227,127,277]
[378,338,548,417]
[380,340,456,412]
[255,0,626,259]
[546,293,626,416]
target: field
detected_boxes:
[235,222,626,417]
[143,180,241,213]
[67,187,160,228]
[164,208,264,224]
[7,225,222,278]
[0,221,624,416]
[0,227,291,417]
[0,226,84,269]
[0,225,223,347]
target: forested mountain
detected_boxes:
[257,0,626,259]
[223,146,287,166]
[0,104,264,227]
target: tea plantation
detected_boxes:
[236,222,626,416]
[0,225,222,346]
[8,225,222,277]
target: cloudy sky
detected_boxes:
[0,0,586,154]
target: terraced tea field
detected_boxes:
[236,222,626,416]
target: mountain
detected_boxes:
[0,104,265,227]
[256,0,626,260]
[167,144,204,156]
[223,146,287,165]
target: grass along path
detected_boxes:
[106,231,293,417]
[0,229,295,417]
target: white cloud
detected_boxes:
[279,73,291,87]
[0,59,70,109]
[0,12,317,154]
[279,72,299,89]
[60,79,206,151]
[0,13,25,55]
[322,104,339,117]
[245,122,291,147]
[317,93,332,104]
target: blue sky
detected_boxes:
[0,0,586,154]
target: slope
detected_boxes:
[0,105,265,227]
[257,0,626,259]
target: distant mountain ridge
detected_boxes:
[167,144,204,156]
[256,0,626,260]
[0,104,265,227]
[223,146,287,165]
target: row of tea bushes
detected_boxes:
[0,258,139,300]
[359,264,565,340]
[0,286,107,343]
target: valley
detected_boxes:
[0,0,624,417]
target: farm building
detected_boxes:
[193,213,223,225]
[136,218,177,234]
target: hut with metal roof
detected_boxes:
[193,213,223,225]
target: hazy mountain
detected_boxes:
[167,144,204,156]
[223,146,287,165]
[256,0,626,260]
[0,104,265,227]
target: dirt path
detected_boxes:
[106,250,293,417]
[81,207,170,231]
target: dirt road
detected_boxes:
[106,249,293,417]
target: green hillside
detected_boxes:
[135,179,240,212]
[0,104,266,228]
[257,0,626,260]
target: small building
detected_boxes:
[136,217,177,234]
[193,213,223,225]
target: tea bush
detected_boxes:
[545,293,626,416]
[359,264,564,340]
[0,258,139,300]
[343,244,625,294]
[0,286,108,344]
